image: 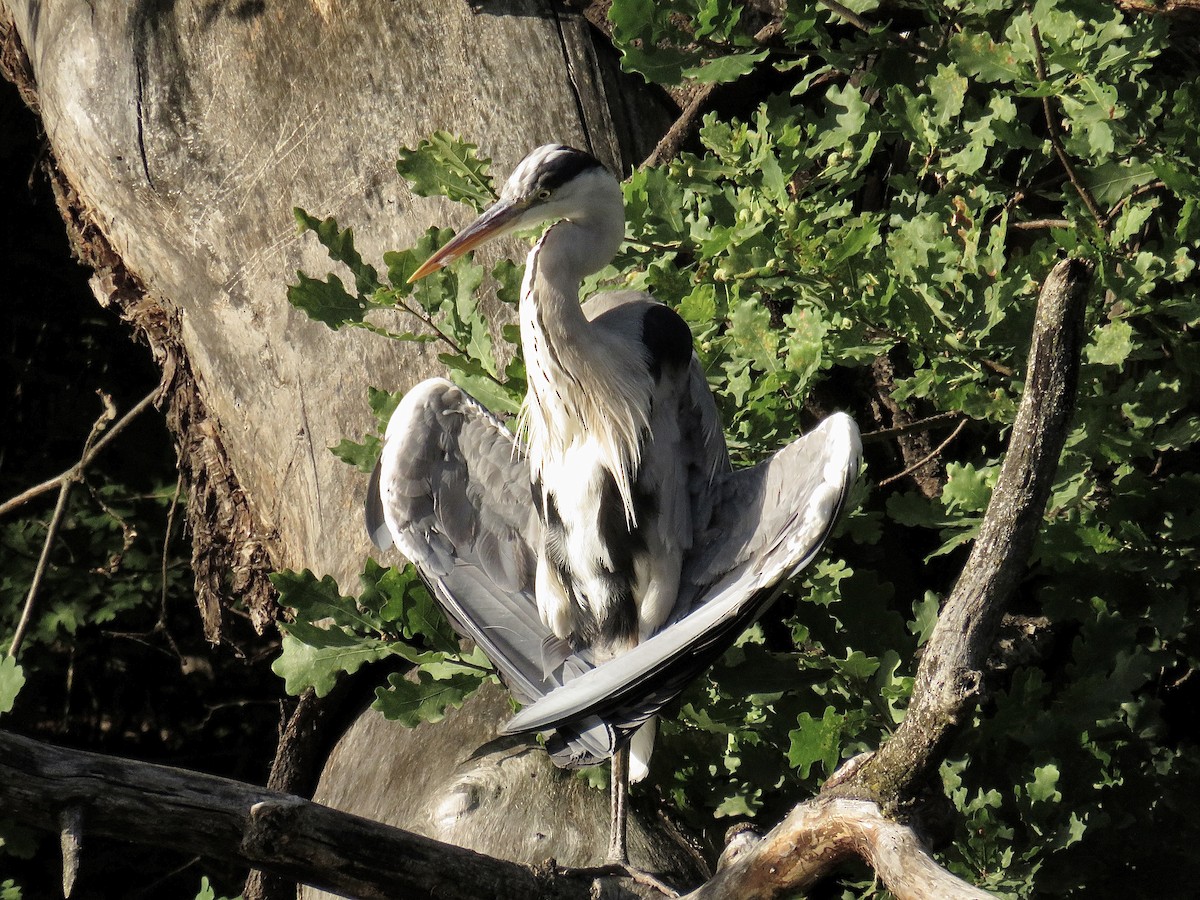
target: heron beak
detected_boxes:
[408,198,524,283]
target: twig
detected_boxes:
[817,0,878,34]
[878,418,968,487]
[157,470,186,659]
[642,22,784,168]
[5,389,158,659]
[979,356,1016,378]
[8,479,74,658]
[1103,179,1168,226]
[1010,218,1073,231]
[861,410,963,443]
[1031,26,1105,228]
[0,388,159,519]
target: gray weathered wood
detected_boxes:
[0,0,682,890]
[0,728,637,900]
[306,684,705,882]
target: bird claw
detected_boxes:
[600,862,682,898]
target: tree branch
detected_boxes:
[1031,29,1105,228]
[0,729,635,900]
[6,389,160,659]
[641,22,784,169]
[0,388,157,519]
[832,258,1093,804]
[682,258,1091,899]
[1113,0,1200,14]
[878,418,968,487]
[687,798,991,900]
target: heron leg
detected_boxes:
[607,743,630,864]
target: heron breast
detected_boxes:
[532,441,655,650]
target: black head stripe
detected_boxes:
[511,145,604,198]
[536,147,604,193]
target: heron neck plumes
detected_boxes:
[517,206,651,530]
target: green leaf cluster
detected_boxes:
[600,0,1200,893]
[1,477,189,652]
[271,560,492,725]
[0,656,24,716]
[288,145,525,424]
[286,4,1200,889]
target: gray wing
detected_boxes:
[371,380,574,705]
[370,377,658,766]
[503,412,861,743]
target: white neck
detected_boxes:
[517,170,625,374]
[517,175,649,522]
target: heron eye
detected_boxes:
[536,188,552,201]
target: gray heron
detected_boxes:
[367,144,860,866]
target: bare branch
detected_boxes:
[0,729,668,900]
[1031,28,1105,228]
[5,389,161,659]
[642,22,784,169]
[831,258,1093,804]
[0,388,158,518]
[687,798,992,900]
[878,418,968,487]
[1010,218,1073,231]
[7,475,74,658]
[1113,0,1200,14]
[861,410,964,443]
[817,0,879,34]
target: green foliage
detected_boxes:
[194,876,241,900]
[0,656,23,715]
[272,560,492,721]
[396,132,497,212]
[1,479,188,651]
[288,197,525,418]
[285,4,1200,893]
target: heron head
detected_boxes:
[408,144,615,282]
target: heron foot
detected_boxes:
[596,861,681,898]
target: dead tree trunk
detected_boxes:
[0,0,685,893]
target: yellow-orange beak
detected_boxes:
[408,198,524,283]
